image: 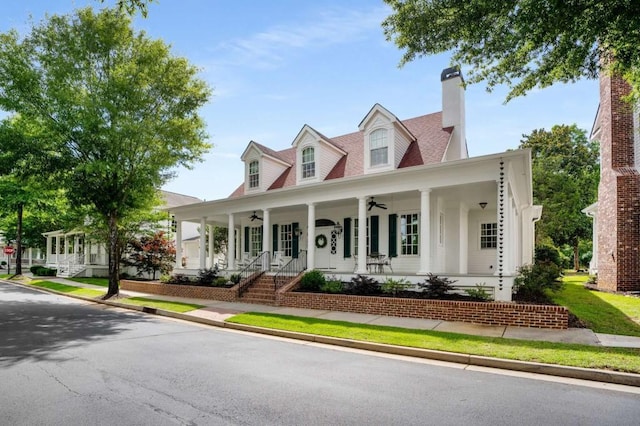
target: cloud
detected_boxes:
[212,6,389,70]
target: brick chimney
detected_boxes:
[596,70,640,292]
[441,66,468,160]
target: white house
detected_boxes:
[168,68,541,301]
[43,190,203,277]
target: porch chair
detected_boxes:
[383,256,393,273]
[270,251,283,270]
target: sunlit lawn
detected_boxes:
[550,274,640,337]
[228,312,640,373]
[69,277,109,287]
[29,280,106,298]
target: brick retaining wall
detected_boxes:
[277,292,568,329]
[120,280,237,302]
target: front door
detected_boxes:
[314,227,331,269]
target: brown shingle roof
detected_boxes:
[229,111,452,197]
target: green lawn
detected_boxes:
[29,280,106,298]
[68,277,109,287]
[550,274,640,337]
[227,312,640,373]
[118,297,204,313]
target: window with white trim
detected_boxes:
[250,226,262,256]
[480,223,498,249]
[301,147,315,179]
[369,128,388,166]
[280,224,292,257]
[353,218,369,255]
[400,213,419,255]
[248,160,259,189]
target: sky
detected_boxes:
[1,0,600,201]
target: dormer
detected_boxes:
[292,125,346,185]
[240,141,291,193]
[358,104,416,174]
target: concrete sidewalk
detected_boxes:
[36,276,640,348]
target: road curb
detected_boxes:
[4,279,640,387]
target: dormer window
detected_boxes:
[370,128,388,166]
[302,147,315,179]
[249,160,259,188]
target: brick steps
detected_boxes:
[239,276,277,305]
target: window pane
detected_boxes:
[370,129,388,166]
[249,160,259,188]
[280,224,292,257]
[480,223,497,249]
[400,214,419,255]
[302,147,315,178]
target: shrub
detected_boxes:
[299,269,326,291]
[30,265,44,274]
[213,276,229,287]
[160,274,171,283]
[320,280,343,293]
[381,277,411,296]
[512,262,563,302]
[197,266,219,284]
[535,245,562,266]
[465,283,493,301]
[167,273,192,285]
[347,275,379,295]
[418,273,457,298]
[229,273,241,285]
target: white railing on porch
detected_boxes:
[55,253,86,277]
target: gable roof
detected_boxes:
[229,111,452,197]
[160,190,202,208]
[240,140,292,167]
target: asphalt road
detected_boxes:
[1,281,640,426]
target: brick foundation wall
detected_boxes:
[277,292,568,329]
[597,69,640,292]
[120,280,238,302]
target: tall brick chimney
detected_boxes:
[596,70,640,292]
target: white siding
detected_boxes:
[468,210,497,274]
[319,144,342,180]
[394,128,411,168]
[262,157,288,191]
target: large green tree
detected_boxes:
[383,1,640,102]
[0,8,211,296]
[519,125,599,269]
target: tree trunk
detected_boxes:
[15,203,23,275]
[573,240,580,271]
[105,210,120,298]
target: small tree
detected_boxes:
[124,231,175,280]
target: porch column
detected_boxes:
[417,189,432,275]
[208,225,215,268]
[175,219,183,269]
[307,203,316,270]
[262,209,271,255]
[356,196,367,274]
[199,217,207,269]
[46,236,51,264]
[227,214,236,270]
[459,202,469,274]
[54,236,59,263]
[28,247,33,267]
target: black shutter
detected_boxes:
[388,214,397,257]
[244,226,249,253]
[272,224,278,253]
[371,215,379,254]
[343,218,351,258]
[292,222,299,258]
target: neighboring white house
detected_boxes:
[167,68,542,301]
[43,190,203,277]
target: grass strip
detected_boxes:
[551,275,640,337]
[118,297,204,313]
[68,277,109,287]
[227,312,640,374]
[29,280,105,298]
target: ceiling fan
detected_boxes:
[368,197,387,211]
[249,211,263,221]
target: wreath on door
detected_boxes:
[315,234,328,249]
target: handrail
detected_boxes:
[273,250,307,290]
[237,251,270,297]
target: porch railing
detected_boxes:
[273,250,307,290]
[56,253,84,276]
[237,251,270,297]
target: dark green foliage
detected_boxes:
[32,266,57,276]
[213,276,229,287]
[319,280,343,294]
[229,273,241,285]
[197,266,219,284]
[299,269,326,291]
[513,262,564,302]
[347,275,380,295]
[535,245,562,266]
[30,265,43,274]
[418,273,457,299]
[165,273,192,285]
